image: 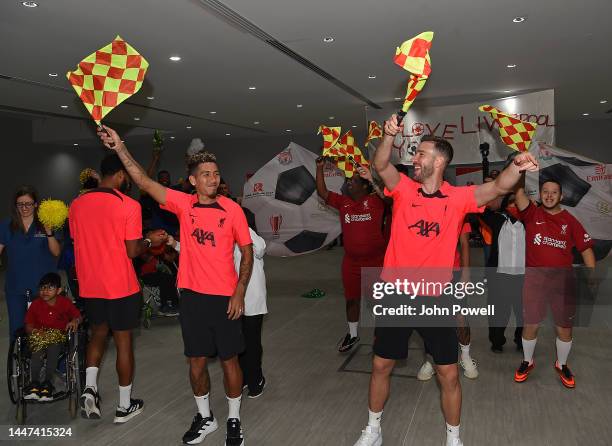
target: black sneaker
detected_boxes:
[248,377,266,399]
[226,418,244,446]
[338,333,360,352]
[490,345,503,354]
[80,386,101,419]
[38,380,54,402]
[160,304,179,317]
[113,398,144,424]
[182,412,218,444]
[24,381,41,400]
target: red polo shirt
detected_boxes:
[383,175,484,292]
[161,189,252,296]
[69,188,142,299]
[25,296,81,331]
[519,202,593,267]
[326,192,387,259]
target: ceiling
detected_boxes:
[1,0,611,147]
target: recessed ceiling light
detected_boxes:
[209,111,216,114]
[503,90,512,93]
[22,1,38,7]
[170,136,175,140]
[507,64,517,68]
[329,116,335,120]
[146,96,154,100]
[225,133,231,136]
[186,125,191,129]
[285,129,292,132]
[394,97,402,100]
[368,74,377,79]
[253,121,260,125]
[296,104,303,108]
[248,86,256,90]
[169,56,181,62]
[60,105,68,109]
[133,117,140,121]
[513,16,526,23]
[73,143,78,146]
[600,99,608,104]
[323,36,335,43]
[352,125,357,128]
[48,73,58,77]
[582,113,590,116]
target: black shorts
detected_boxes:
[179,290,245,359]
[373,326,458,365]
[83,293,141,331]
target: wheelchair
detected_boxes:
[6,326,87,424]
[141,260,179,329]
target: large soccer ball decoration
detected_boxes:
[526,142,612,261]
[242,142,346,256]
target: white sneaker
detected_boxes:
[354,425,382,446]
[417,361,435,381]
[460,357,479,379]
[446,436,463,446]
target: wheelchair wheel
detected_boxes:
[16,399,26,424]
[7,341,18,404]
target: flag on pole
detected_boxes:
[393,31,434,77]
[318,125,342,157]
[334,130,369,177]
[401,75,428,113]
[364,121,383,147]
[479,105,538,152]
[67,36,149,124]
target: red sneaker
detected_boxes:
[514,360,535,383]
[554,361,575,388]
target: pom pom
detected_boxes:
[79,168,97,185]
[38,199,69,230]
[186,138,205,156]
[28,328,67,353]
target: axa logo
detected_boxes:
[560,224,567,235]
[408,219,440,237]
[533,233,542,245]
[192,228,216,247]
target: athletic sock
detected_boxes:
[555,337,572,366]
[195,393,211,418]
[227,395,241,420]
[459,343,471,363]
[368,409,382,429]
[119,384,132,409]
[446,422,460,438]
[85,367,98,391]
[348,321,359,338]
[522,337,537,364]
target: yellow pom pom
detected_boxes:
[28,328,66,352]
[38,199,69,230]
[79,168,96,185]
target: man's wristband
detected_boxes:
[45,233,54,238]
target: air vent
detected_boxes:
[198,0,381,109]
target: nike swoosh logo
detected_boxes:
[411,204,421,207]
[535,221,545,225]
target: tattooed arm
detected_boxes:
[97,125,167,205]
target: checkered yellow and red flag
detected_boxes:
[364,121,383,147]
[402,74,428,113]
[333,130,369,178]
[66,36,149,124]
[479,105,538,152]
[318,125,342,157]
[393,31,434,77]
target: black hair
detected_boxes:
[187,151,217,176]
[421,135,454,164]
[82,176,99,190]
[158,170,170,178]
[10,185,42,234]
[539,179,563,194]
[39,272,61,289]
[100,154,126,177]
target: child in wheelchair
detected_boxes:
[23,273,81,401]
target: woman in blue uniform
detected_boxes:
[0,185,61,340]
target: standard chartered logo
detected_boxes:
[533,233,542,245]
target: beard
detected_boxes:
[412,163,434,183]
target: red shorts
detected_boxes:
[522,268,576,328]
[342,254,385,301]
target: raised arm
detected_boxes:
[315,157,329,201]
[474,152,539,208]
[97,126,167,205]
[374,116,402,191]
